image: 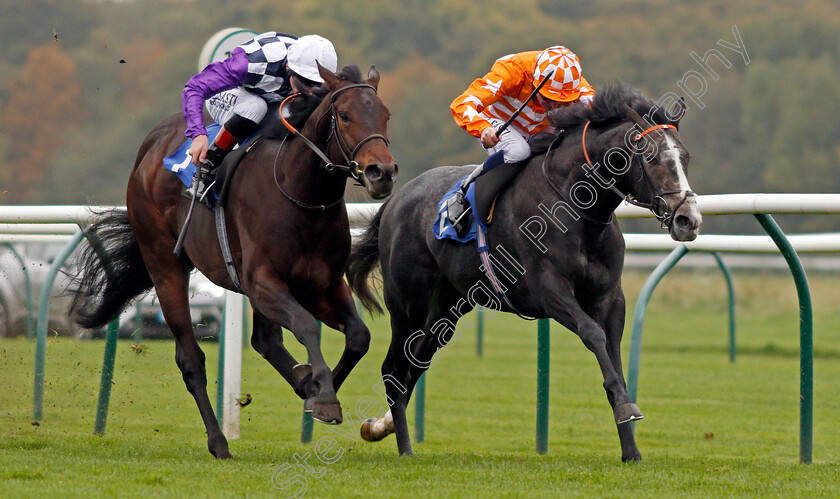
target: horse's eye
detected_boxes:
[338,111,350,122]
[646,155,658,165]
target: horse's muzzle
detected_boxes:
[363,163,398,199]
[669,197,702,241]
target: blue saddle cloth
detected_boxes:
[163,123,222,208]
[433,175,486,243]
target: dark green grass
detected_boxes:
[2,270,840,497]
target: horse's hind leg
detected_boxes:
[363,280,465,456]
[132,226,230,458]
[588,290,642,462]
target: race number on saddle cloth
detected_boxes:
[164,124,224,208]
[434,175,482,242]
[433,150,508,242]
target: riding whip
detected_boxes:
[495,69,555,137]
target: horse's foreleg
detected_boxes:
[587,291,642,462]
[314,281,370,392]
[250,276,341,425]
[545,281,642,458]
[250,310,314,401]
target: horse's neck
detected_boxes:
[540,126,628,224]
[276,115,348,205]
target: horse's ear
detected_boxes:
[669,97,687,126]
[366,65,380,91]
[624,103,648,128]
[317,62,339,90]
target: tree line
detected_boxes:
[1,0,839,233]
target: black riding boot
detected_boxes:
[446,151,506,236]
[187,144,228,209]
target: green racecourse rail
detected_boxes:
[2,193,839,463]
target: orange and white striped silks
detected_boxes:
[450,50,594,139]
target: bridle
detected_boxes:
[581,120,695,229]
[279,84,389,185]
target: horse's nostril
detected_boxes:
[365,164,383,181]
[384,164,398,182]
[675,215,692,229]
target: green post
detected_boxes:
[476,307,484,357]
[710,252,737,362]
[627,244,689,410]
[2,243,34,339]
[536,318,550,454]
[32,230,85,422]
[754,214,813,464]
[415,372,426,443]
[300,322,322,444]
[94,319,120,435]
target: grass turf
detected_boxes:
[1,269,840,497]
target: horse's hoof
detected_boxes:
[360,411,395,442]
[293,363,312,382]
[361,418,386,442]
[303,397,314,413]
[614,402,644,424]
[312,402,342,425]
[209,435,232,459]
[360,418,376,441]
[622,453,642,463]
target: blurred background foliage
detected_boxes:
[1,0,838,233]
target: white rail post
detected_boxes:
[222,291,244,439]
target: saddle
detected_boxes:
[434,128,564,243]
[473,159,527,224]
[211,139,256,209]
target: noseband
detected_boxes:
[279,83,390,184]
[581,120,695,229]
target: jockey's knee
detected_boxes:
[500,139,531,163]
[231,97,267,125]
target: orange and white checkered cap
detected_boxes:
[533,46,586,102]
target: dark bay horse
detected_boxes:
[348,83,701,462]
[70,65,397,459]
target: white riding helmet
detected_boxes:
[287,34,338,83]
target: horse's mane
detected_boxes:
[529,81,673,155]
[261,65,366,140]
[547,81,670,130]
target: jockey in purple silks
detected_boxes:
[181,32,337,197]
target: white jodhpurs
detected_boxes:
[206,87,268,126]
[483,118,531,163]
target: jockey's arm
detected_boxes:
[182,47,249,164]
[450,59,519,146]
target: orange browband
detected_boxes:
[634,124,678,142]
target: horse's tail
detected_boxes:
[346,200,390,315]
[70,208,154,329]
